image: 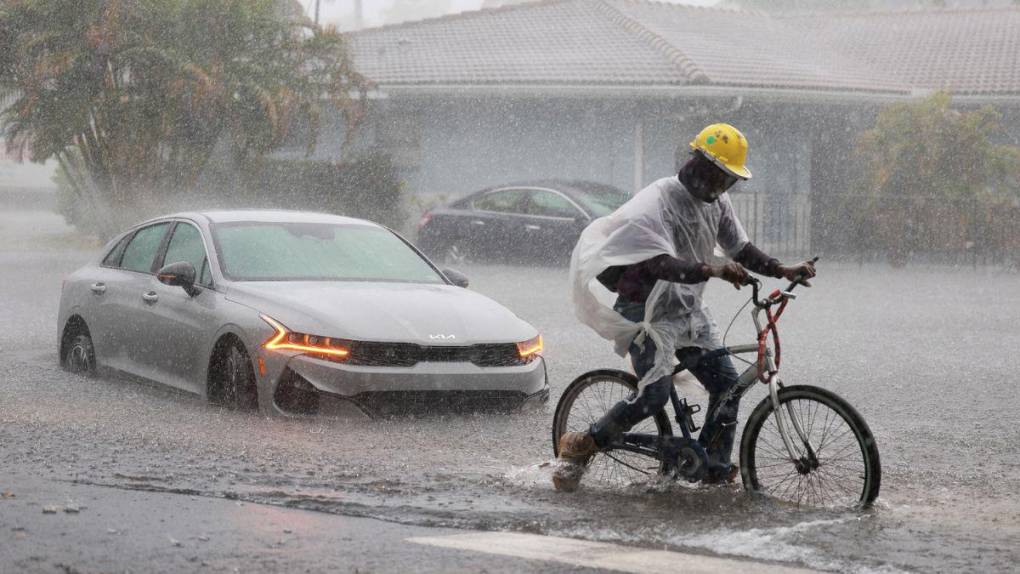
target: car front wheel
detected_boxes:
[210,339,259,412]
[64,333,96,377]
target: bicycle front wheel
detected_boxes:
[552,369,672,487]
[740,385,881,508]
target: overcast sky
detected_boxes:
[296,0,719,29]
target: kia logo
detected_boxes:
[429,334,456,340]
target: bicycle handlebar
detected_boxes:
[744,256,819,308]
[785,256,819,293]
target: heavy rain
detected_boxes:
[2,1,1019,573]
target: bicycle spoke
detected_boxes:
[603,452,657,474]
[772,470,801,499]
[558,375,664,488]
[815,408,835,453]
[820,434,860,460]
[754,460,797,470]
[815,466,861,503]
[751,393,870,508]
[818,425,855,455]
[756,434,793,461]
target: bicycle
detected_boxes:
[552,261,881,508]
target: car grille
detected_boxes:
[352,390,529,416]
[345,342,526,368]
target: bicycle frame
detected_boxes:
[612,271,821,470]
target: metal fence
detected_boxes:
[811,193,1020,266]
[727,191,1019,266]
[729,192,812,259]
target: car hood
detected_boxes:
[225,281,537,345]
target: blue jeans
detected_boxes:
[591,299,742,469]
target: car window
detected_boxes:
[212,222,445,284]
[200,259,212,286]
[120,223,170,273]
[472,190,528,214]
[102,234,133,268]
[163,223,211,286]
[573,186,629,217]
[524,190,581,218]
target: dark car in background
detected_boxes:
[417,180,630,264]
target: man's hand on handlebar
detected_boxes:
[777,259,817,287]
[707,262,749,289]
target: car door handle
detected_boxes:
[524,224,541,231]
[470,220,486,226]
[89,282,106,295]
[141,291,159,304]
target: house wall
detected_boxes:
[389,97,638,197]
[320,94,821,255]
[364,95,816,199]
[266,91,1020,260]
[316,92,1019,258]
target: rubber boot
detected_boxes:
[589,400,634,448]
[552,432,597,492]
[701,421,739,484]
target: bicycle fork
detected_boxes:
[721,349,818,472]
[762,359,819,473]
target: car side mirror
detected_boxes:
[158,261,200,297]
[442,268,470,288]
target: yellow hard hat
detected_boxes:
[689,123,752,180]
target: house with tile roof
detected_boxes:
[316,0,1020,255]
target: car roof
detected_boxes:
[142,209,381,228]
[456,179,627,202]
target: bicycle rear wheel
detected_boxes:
[740,385,881,508]
[552,369,672,487]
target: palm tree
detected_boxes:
[0,0,367,236]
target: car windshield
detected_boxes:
[573,187,630,217]
[212,221,445,283]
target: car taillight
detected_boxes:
[418,211,433,230]
[516,335,543,362]
[261,315,349,360]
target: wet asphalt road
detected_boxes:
[2,210,1020,573]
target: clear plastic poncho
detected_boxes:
[569,176,749,389]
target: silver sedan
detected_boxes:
[57,210,548,416]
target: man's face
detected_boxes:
[701,165,739,202]
[687,154,739,203]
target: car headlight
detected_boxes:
[261,315,350,360]
[516,335,543,363]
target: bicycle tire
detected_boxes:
[552,369,673,486]
[740,385,881,508]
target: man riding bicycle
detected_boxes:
[555,123,816,492]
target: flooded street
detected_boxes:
[2,211,1019,572]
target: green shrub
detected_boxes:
[55,152,407,237]
[851,92,1020,264]
[237,154,407,231]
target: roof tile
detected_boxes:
[350,0,685,86]
[349,0,1019,96]
[783,8,1020,95]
